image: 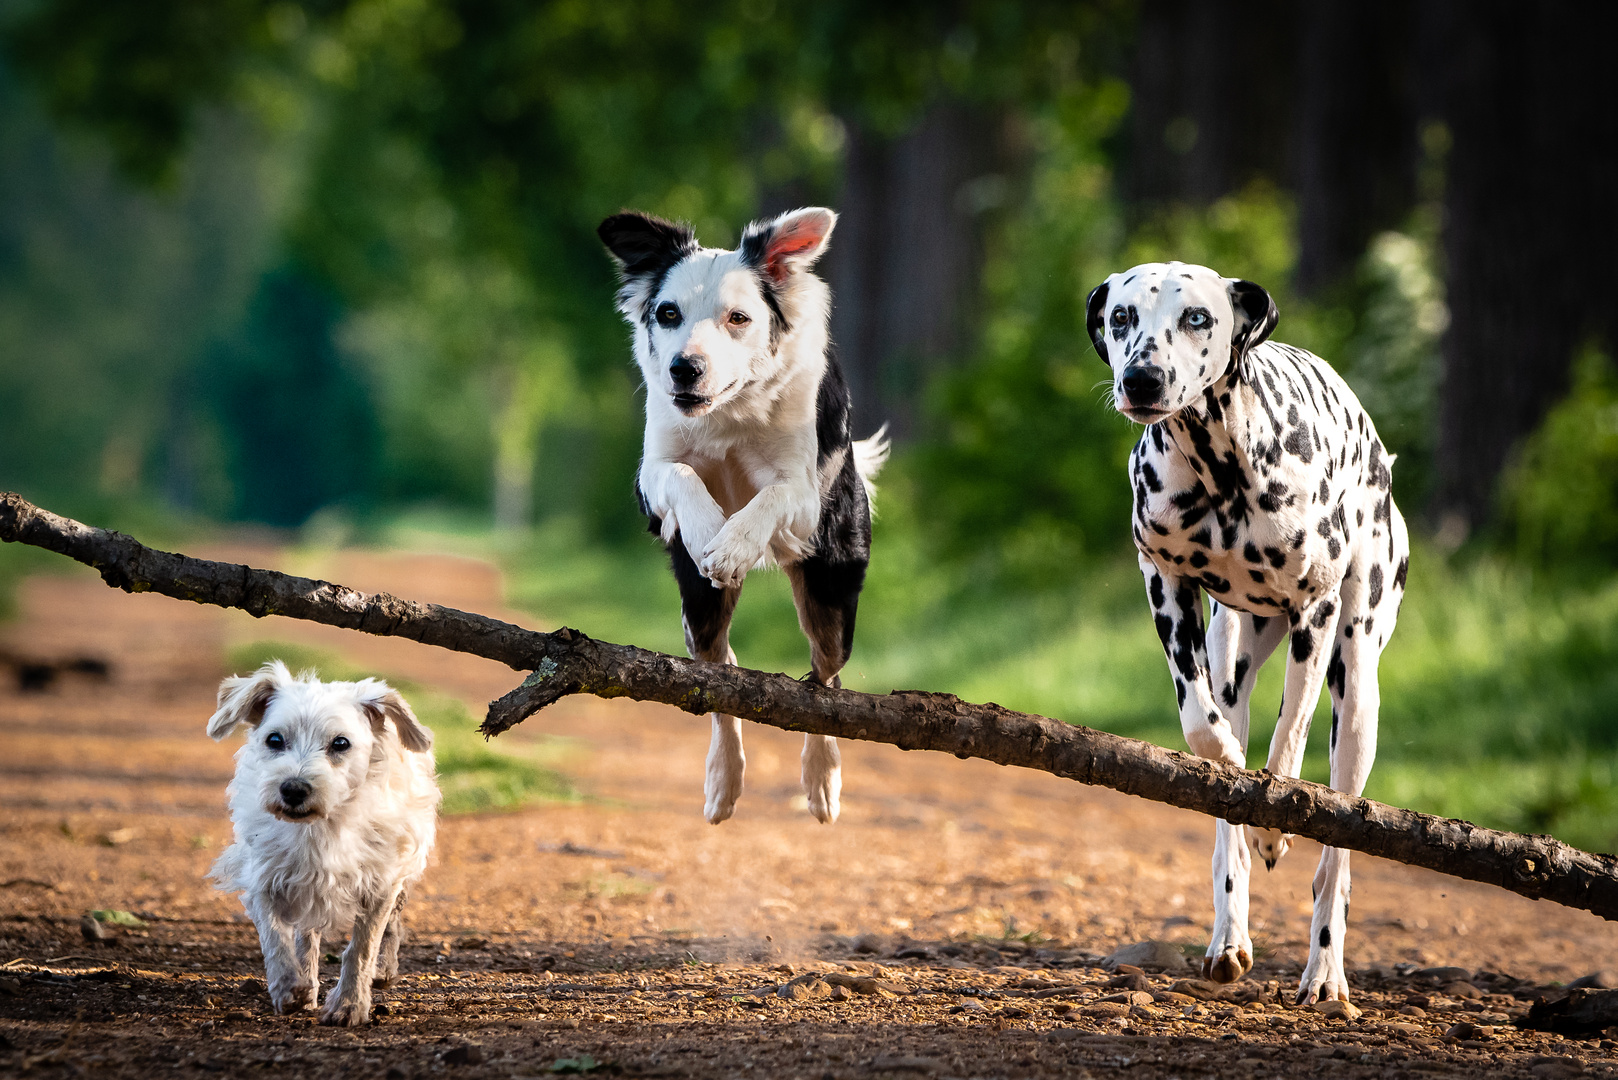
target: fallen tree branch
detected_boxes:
[5,490,1616,919]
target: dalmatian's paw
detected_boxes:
[1184,721,1246,767]
[1202,943,1253,984]
[1250,827,1293,870]
[1296,951,1350,1006]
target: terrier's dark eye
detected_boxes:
[329,736,351,753]
[728,310,750,326]
[1111,307,1129,326]
[265,732,285,751]
[655,302,681,327]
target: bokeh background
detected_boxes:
[4,0,1618,848]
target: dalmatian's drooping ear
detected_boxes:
[353,679,433,753]
[1227,279,1279,359]
[207,660,292,740]
[597,211,698,318]
[740,207,837,285]
[1085,281,1111,365]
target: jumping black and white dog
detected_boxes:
[598,207,887,826]
[1087,262,1410,1005]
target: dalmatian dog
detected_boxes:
[1087,262,1410,1004]
[598,207,887,826]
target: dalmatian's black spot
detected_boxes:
[1311,601,1336,629]
[1318,478,1330,505]
[1330,708,1339,748]
[1394,556,1409,591]
[1190,551,1209,568]
[1142,462,1163,493]
[1368,563,1384,608]
[1249,569,1265,582]
[1264,546,1286,568]
[1319,926,1331,948]
[1291,628,1314,662]
[1225,875,1233,893]
[1243,542,1262,564]
[1150,574,1166,608]
[1326,644,1345,698]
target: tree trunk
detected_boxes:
[5,490,1617,921]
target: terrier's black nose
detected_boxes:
[669,354,704,389]
[279,779,312,807]
[1121,364,1166,406]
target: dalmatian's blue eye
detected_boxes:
[265,732,285,751]
[329,736,351,753]
[655,302,681,327]
[1183,308,1212,330]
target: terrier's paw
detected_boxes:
[270,981,315,1015]
[1202,944,1252,984]
[1250,828,1294,870]
[371,970,398,989]
[319,991,372,1027]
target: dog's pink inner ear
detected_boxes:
[761,217,832,282]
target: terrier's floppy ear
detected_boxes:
[354,679,433,753]
[740,207,837,284]
[208,660,290,740]
[1086,281,1111,365]
[1227,278,1279,360]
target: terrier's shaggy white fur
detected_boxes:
[207,661,439,1026]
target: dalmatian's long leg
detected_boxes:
[1204,605,1287,983]
[1139,554,1246,765]
[1249,594,1341,870]
[669,530,746,824]
[1300,531,1409,1003]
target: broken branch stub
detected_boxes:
[3,489,1617,920]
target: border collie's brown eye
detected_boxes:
[265,732,285,751]
[329,736,351,753]
[728,310,750,326]
[655,302,681,327]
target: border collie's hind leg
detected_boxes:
[786,555,866,824]
[670,531,746,824]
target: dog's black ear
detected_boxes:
[1086,281,1111,365]
[597,212,696,280]
[740,207,836,284]
[1227,279,1278,358]
[208,661,289,740]
[355,680,433,753]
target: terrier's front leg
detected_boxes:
[249,902,313,1014]
[373,895,406,988]
[320,885,402,1027]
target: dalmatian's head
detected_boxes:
[598,207,836,419]
[1086,262,1278,424]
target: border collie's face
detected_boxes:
[599,208,836,419]
[1086,261,1278,424]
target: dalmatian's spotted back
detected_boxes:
[1087,262,1410,1005]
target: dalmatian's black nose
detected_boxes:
[279,779,313,807]
[669,354,705,390]
[1121,364,1166,406]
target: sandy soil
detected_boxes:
[3,546,1618,1078]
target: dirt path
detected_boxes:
[3,548,1617,1078]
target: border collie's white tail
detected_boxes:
[853,424,891,507]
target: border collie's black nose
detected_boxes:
[669,355,704,389]
[279,779,312,807]
[1121,364,1166,405]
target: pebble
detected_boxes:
[1104,972,1150,991]
[1311,999,1362,1022]
[1442,980,1484,999]
[1397,1004,1427,1018]
[441,1043,486,1065]
[1102,941,1190,973]
[80,915,108,941]
[1081,1001,1131,1019]
[1098,991,1153,1008]
[0,978,21,997]
[1444,1021,1491,1040]
[1153,992,1198,1006]
[1414,966,1472,983]
[1168,979,1229,1001]
[1383,1021,1424,1035]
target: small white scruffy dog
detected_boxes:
[207,660,439,1026]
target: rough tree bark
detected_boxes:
[5,490,1617,921]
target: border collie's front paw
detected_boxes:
[698,540,758,590]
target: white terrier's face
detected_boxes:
[599,207,836,418]
[208,662,432,824]
[1086,261,1278,424]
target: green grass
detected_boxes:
[225,640,580,816]
[501,505,1618,854]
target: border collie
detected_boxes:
[598,207,887,825]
